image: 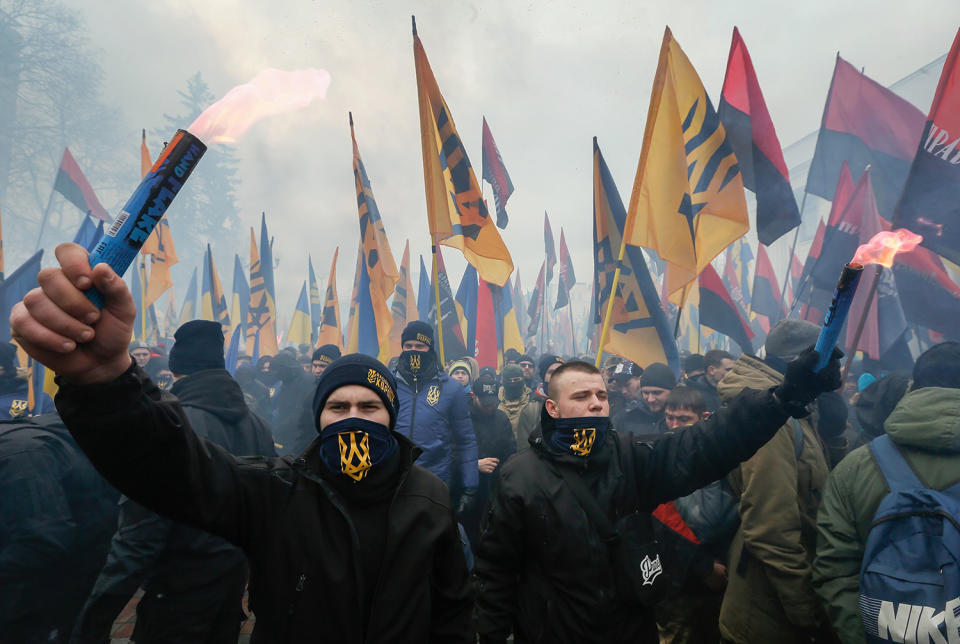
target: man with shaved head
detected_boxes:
[475,356,842,643]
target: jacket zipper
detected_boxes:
[285,572,307,643]
[408,375,419,439]
[872,509,960,532]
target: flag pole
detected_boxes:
[779,190,810,315]
[566,295,578,355]
[840,265,882,383]
[431,238,446,365]
[34,189,57,252]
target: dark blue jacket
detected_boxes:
[394,368,478,489]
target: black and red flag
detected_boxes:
[895,28,960,265]
[806,55,925,219]
[481,116,515,229]
[53,148,109,221]
[893,245,960,338]
[555,227,577,309]
[700,263,754,354]
[544,211,557,284]
[718,27,799,245]
[750,244,784,324]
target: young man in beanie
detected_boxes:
[393,320,478,513]
[717,319,837,643]
[73,320,277,644]
[814,341,960,643]
[476,349,842,644]
[9,246,473,642]
[615,362,676,436]
[311,344,341,379]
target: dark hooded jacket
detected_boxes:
[0,415,119,643]
[55,363,473,644]
[475,386,793,644]
[269,359,317,456]
[72,369,276,643]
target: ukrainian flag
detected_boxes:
[413,19,514,286]
[594,138,679,372]
[389,240,418,357]
[626,27,749,306]
[286,282,313,347]
[230,254,249,341]
[308,255,323,346]
[350,113,400,362]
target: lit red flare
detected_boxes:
[188,68,332,144]
[851,228,923,268]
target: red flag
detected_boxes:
[719,27,799,244]
[53,148,109,221]
[555,228,577,309]
[481,116,515,229]
[699,264,754,353]
[475,279,498,368]
[544,212,557,284]
[751,244,784,323]
[527,261,546,337]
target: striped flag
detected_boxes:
[481,116,515,229]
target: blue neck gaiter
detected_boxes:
[319,417,398,483]
[549,416,610,457]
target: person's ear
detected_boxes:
[544,398,560,418]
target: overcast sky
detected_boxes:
[75,0,960,320]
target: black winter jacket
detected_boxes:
[474,388,791,644]
[55,364,473,644]
[72,369,277,642]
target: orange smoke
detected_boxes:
[851,228,923,268]
[188,68,332,144]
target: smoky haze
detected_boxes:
[12,0,960,327]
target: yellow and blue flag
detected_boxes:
[455,264,478,356]
[594,137,679,372]
[491,276,525,361]
[626,27,749,306]
[178,267,198,327]
[308,255,323,346]
[417,255,433,324]
[286,282,313,347]
[389,240,418,357]
[141,219,178,307]
[350,114,400,362]
[316,247,343,350]
[413,20,514,286]
[345,244,362,354]
[201,244,230,332]
[247,220,279,357]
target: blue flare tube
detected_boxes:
[84,130,206,307]
[813,263,863,372]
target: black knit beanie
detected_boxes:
[640,362,676,390]
[313,344,342,366]
[538,354,564,381]
[312,354,399,430]
[168,321,225,375]
[400,321,434,349]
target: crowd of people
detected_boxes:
[2,245,959,643]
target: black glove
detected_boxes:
[455,487,478,517]
[775,346,844,418]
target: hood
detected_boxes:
[717,354,781,402]
[883,387,960,453]
[170,369,250,423]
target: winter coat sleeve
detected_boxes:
[813,459,868,644]
[737,424,821,628]
[474,467,525,642]
[630,388,790,510]
[54,364,278,557]
[448,385,479,489]
[429,506,475,644]
[71,498,172,643]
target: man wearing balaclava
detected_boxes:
[498,363,535,441]
[73,320,276,643]
[269,349,318,455]
[476,350,843,644]
[716,319,838,643]
[12,243,475,642]
[392,321,479,514]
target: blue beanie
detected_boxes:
[312,354,399,430]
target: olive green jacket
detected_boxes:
[717,355,830,643]
[813,387,960,644]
